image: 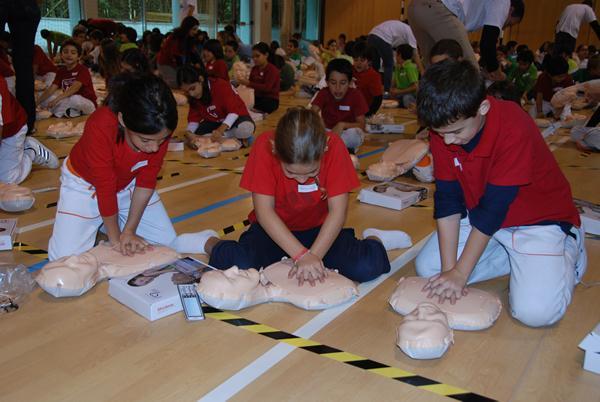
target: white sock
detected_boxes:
[362,228,412,250]
[174,230,219,254]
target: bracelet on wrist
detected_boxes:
[292,247,310,263]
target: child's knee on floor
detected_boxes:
[509,295,569,327]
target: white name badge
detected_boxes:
[339,105,351,111]
[298,183,319,193]
[131,160,149,172]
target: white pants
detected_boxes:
[529,100,554,118]
[415,218,587,327]
[340,128,365,151]
[0,125,32,184]
[40,92,96,118]
[36,72,56,90]
[48,160,186,260]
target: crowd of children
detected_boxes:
[0,1,596,329]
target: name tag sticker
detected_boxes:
[339,105,351,111]
[298,183,319,193]
[131,160,149,172]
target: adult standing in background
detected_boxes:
[180,0,198,24]
[408,0,524,80]
[367,20,424,97]
[0,0,41,134]
[555,1,600,57]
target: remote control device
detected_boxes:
[177,284,205,321]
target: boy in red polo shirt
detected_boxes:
[33,45,58,89]
[36,40,96,118]
[0,76,58,183]
[415,60,586,328]
[352,41,383,117]
[311,58,368,153]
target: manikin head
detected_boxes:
[36,253,100,297]
[396,302,454,359]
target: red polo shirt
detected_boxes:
[353,67,383,107]
[312,87,369,129]
[33,45,57,76]
[206,59,229,81]
[188,77,249,124]
[240,130,359,231]
[0,76,27,138]
[430,96,580,228]
[249,63,280,100]
[52,64,97,106]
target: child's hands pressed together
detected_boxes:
[288,252,328,287]
[422,268,469,305]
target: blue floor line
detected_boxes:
[27,147,385,272]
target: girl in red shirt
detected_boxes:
[177,65,255,147]
[48,73,214,260]
[202,39,229,81]
[197,108,407,285]
[237,42,280,114]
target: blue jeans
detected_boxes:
[209,223,391,283]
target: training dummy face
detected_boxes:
[36,243,179,297]
[35,253,100,297]
[389,276,502,331]
[0,183,35,212]
[396,302,454,359]
[196,260,359,311]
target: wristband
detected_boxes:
[292,247,310,263]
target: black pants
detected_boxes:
[554,31,576,57]
[586,106,600,127]
[0,0,41,132]
[367,34,394,92]
[254,96,279,114]
[194,115,255,134]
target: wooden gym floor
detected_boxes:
[0,90,598,402]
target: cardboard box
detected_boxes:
[366,123,405,134]
[167,138,184,152]
[108,257,211,321]
[579,322,600,375]
[358,181,427,211]
[574,198,600,235]
[0,219,17,251]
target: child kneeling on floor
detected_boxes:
[414,60,587,328]
[196,108,410,285]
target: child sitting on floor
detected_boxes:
[391,44,419,108]
[353,41,383,117]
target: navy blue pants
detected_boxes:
[209,223,391,283]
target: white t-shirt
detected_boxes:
[556,4,597,38]
[179,0,198,23]
[369,20,417,49]
[441,0,510,32]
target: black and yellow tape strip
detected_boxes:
[203,305,496,402]
[164,159,243,175]
[13,242,49,259]
[217,219,250,237]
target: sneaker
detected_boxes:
[383,91,391,100]
[24,137,59,169]
[65,108,81,118]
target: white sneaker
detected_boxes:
[24,137,59,169]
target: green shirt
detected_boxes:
[572,68,591,83]
[289,53,302,70]
[507,63,537,95]
[393,60,418,90]
[120,43,138,53]
[48,31,70,45]
[280,62,295,91]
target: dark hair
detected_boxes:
[344,40,355,57]
[224,24,235,34]
[326,58,353,81]
[510,0,525,19]
[417,60,485,128]
[577,44,589,52]
[225,40,239,51]
[275,107,327,164]
[203,38,224,59]
[113,73,178,137]
[72,26,87,37]
[123,27,137,43]
[270,40,280,51]
[61,39,82,56]
[546,55,569,76]
[538,41,552,53]
[506,40,518,50]
[0,31,11,43]
[288,39,299,49]
[589,54,600,71]
[517,49,534,64]
[121,48,150,73]
[516,44,528,54]
[327,39,337,47]
[430,39,463,62]
[40,29,50,39]
[589,44,597,54]
[89,29,104,41]
[396,44,414,60]
[252,41,271,56]
[99,39,121,82]
[177,64,211,104]
[175,16,200,40]
[583,0,593,6]
[149,32,164,53]
[353,41,376,64]
[497,45,508,55]
[487,81,521,104]
[292,33,301,40]
[271,54,286,69]
[338,33,346,41]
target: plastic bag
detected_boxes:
[0,264,36,314]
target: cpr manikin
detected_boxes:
[396,302,454,359]
[36,243,179,297]
[389,276,502,331]
[46,121,85,139]
[220,138,242,152]
[195,137,222,158]
[232,62,254,109]
[197,260,359,311]
[0,182,35,212]
[366,139,429,181]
